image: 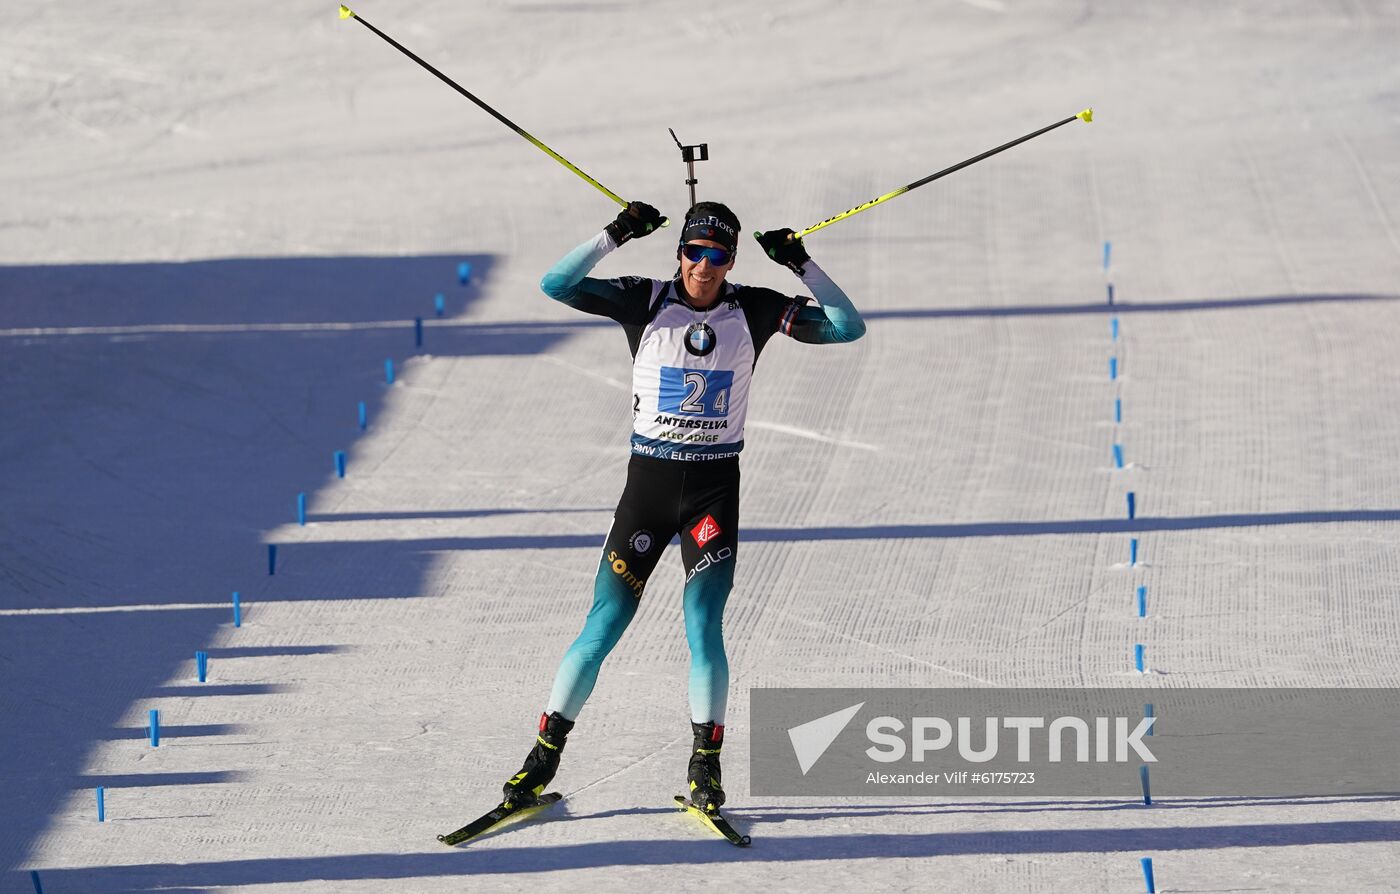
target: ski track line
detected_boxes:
[1336,127,1400,263]
[564,731,691,799]
[780,608,1001,686]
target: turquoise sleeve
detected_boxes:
[790,261,867,344]
[540,231,618,306]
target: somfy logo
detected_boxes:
[787,703,864,775]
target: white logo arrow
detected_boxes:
[788,702,865,775]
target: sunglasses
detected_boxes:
[681,243,733,266]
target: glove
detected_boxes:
[605,201,664,246]
[754,228,810,275]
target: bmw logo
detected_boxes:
[684,322,717,357]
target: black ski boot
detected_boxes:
[687,720,725,813]
[502,711,574,807]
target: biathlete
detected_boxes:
[499,199,866,814]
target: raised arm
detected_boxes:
[540,201,665,319]
[755,228,866,344]
[787,262,866,344]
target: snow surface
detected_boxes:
[4,0,1400,891]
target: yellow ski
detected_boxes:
[674,795,751,847]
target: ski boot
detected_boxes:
[687,720,725,813]
[502,711,574,807]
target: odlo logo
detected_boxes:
[686,546,732,582]
[607,551,645,597]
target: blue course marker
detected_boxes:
[1145,703,1155,736]
[385,358,395,385]
[1139,765,1153,805]
[1103,240,1112,271]
[1130,537,1139,566]
[30,869,44,893]
[1115,397,1123,424]
[1140,857,1156,892]
[297,492,306,526]
[358,400,367,431]
[414,316,423,349]
[1135,643,1146,673]
[1111,317,1119,341]
[233,591,241,628]
[97,787,105,822]
[458,261,472,285]
[434,293,445,317]
[1136,585,1147,618]
[335,450,347,479]
[1127,491,1137,519]
[1107,283,1115,305]
[1113,443,1125,469]
[1110,357,1118,380]
[149,709,160,747]
[196,651,208,683]
[268,544,277,576]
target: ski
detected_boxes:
[674,795,751,847]
[438,792,563,846]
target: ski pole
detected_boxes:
[792,108,1092,240]
[339,6,665,225]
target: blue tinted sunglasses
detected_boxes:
[681,243,733,266]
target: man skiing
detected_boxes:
[500,199,865,818]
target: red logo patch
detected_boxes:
[690,515,721,548]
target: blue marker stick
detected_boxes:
[197,651,208,683]
[1130,537,1139,566]
[434,293,445,317]
[1111,317,1119,340]
[1140,857,1156,892]
[1127,491,1137,519]
[458,261,472,284]
[1145,703,1155,736]
[1135,643,1146,673]
[414,316,423,348]
[1110,357,1118,380]
[1140,765,1152,805]
[97,787,105,822]
[297,492,306,526]
[358,400,367,430]
[385,358,395,385]
[268,544,277,576]
[335,450,346,479]
[1103,241,1111,271]
[233,591,241,627]
[1137,585,1147,617]
[1115,397,1123,423]
[30,870,44,894]
[1113,443,1124,469]
[1107,283,1115,305]
[149,709,160,747]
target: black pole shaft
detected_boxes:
[349,14,531,143]
[903,113,1080,194]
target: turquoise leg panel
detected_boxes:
[546,555,641,719]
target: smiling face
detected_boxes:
[678,239,735,309]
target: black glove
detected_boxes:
[754,228,810,275]
[605,201,664,246]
